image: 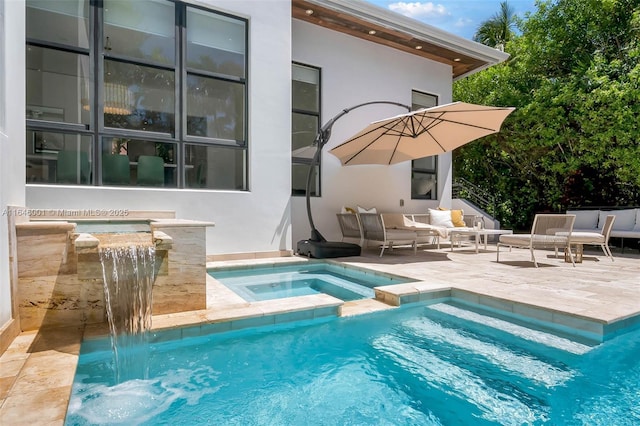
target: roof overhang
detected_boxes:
[292,0,510,80]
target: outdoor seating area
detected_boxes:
[335,209,625,267]
[337,207,500,257]
[568,208,640,250]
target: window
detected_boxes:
[291,63,320,196]
[25,0,248,189]
[411,90,438,199]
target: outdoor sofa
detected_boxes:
[567,208,640,249]
[337,207,477,254]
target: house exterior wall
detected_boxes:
[291,19,454,244]
[1,0,464,336]
[24,0,293,256]
[0,0,26,339]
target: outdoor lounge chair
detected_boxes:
[570,214,616,261]
[381,213,446,249]
[359,213,418,257]
[336,213,364,247]
[496,214,576,267]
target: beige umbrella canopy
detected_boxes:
[328,102,515,166]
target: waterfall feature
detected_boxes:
[99,244,156,383]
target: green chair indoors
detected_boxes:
[102,154,130,185]
[137,155,165,186]
[56,150,91,184]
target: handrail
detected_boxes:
[452,177,497,215]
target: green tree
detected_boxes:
[455,0,640,230]
[473,1,518,49]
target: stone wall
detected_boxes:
[14,216,212,331]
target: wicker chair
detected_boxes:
[570,215,616,261]
[336,213,364,247]
[497,214,576,267]
[359,213,418,257]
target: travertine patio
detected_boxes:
[1,243,639,424]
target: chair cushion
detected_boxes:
[381,213,405,229]
[600,209,636,231]
[499,234,568,246]
[570,232,605,244]
[386,229,418,240]
[499,234,531,245]
[429,208,454,228]
[357,205,377,214]
[567,210,599,230]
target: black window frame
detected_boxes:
[24,0,249,190]
[291,62,321,197]
[410,90,439,200]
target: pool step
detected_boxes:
[340,298,398,317]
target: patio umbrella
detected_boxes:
[328,101,515,166]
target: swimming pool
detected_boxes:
[66,302,640,425]
[208,261,413,302]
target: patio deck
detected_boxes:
[1,242,638,424]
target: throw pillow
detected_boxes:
[357,206,377,214]
[428,208,454,228]
[450,210,466,227]
[438,207,466,227]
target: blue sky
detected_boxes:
[363,1,537,40]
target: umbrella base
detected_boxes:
[296,240,361,258]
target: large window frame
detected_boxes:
[25,0,248,189]
[411,90,439,200]
[291,62,321,197]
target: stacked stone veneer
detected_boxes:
[15,216,212,331]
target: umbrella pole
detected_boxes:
[303,101,410,243]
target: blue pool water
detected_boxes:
[66,302,640,425]
[208,261,412,301]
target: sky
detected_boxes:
[363,1,537,40]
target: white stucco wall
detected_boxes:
[0,1,26,325]
[25,0,293,256]
[291,19,454,244]
[14,0,459,263]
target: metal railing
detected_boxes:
[452,177,497,215]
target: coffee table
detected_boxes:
[449,228,513,253]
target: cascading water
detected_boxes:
[99,244,156,383]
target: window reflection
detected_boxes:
[26,130,92,185]
[185,144,246,189]
[103,0,175,65]
[104,60,175,135]
[186,75,244,141]
[26,46,90,125]
[26,0,90,48]
[186,8,246,78]
[102,137,176,187]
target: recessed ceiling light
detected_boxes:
[415,45,423,50]
[368,30,376,35]
[453,58,461,62]
[305,9,314,15]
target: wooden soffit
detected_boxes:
[292,0,508,79]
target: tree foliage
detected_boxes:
[473,1,518,48]
[454,0,640,230]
